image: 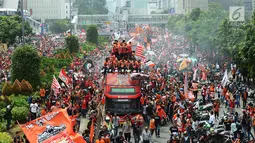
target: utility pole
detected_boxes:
[21,0,25,44]
[69,0,72,34]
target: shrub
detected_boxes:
[26,81,33,93]
[11,45,41,88]
[0,132,13,143]
[65,35,79,53]
[81,42,97,52]
[2,82,12,96]
[0,96,11,108]
[86,25,98,45]
[12,106,29,122]
[9,95,29,108]
[20,80,30,95]
[12,79,21,95]
[0,108,6,124]
[0,121,7,132]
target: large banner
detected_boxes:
[20,109,85,143]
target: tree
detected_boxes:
[49,19,71,34]
[86,25,98,45]
[187,3,227,51]
[0,16,33,45]
[11,45,41,88]
[12,79,22,95]
[2,82,12,96]
[74,0,108,15]
[65,35,79,53]
[214,11,255,79]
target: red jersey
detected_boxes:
[81,100,87,109]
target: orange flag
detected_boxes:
[90,119,94,142]
[19,109,86,143]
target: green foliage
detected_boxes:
[214,10,255,78]
[49,19,71,34]
[11,45,41,88]
[65,35,79,53]
[40,57,71,86]
[0,96,11,109]
[0,120,7,132]
[81,42,97,52]
[87,25,98,44]
[9,95,29,108]
[12,80,21,95]
[98,36,108,49]
[0,132,13,143]
[74,0,108,15]
[12,106,29,122]
[2,82,12,96]
[167,2,227,55]
[0,16,33,45]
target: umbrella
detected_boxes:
[179,54,189,58]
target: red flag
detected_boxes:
[90,119,94,142]
[51,76,61,95]
[136,45,143,57]
[59,68,71,87]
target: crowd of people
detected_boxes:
[2,25,255,143]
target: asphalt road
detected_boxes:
[79,96,252,143]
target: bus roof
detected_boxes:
[105,73,139,86]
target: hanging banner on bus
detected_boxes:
[19,109,85,143]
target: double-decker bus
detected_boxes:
[104,73,142,121]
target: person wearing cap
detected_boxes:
[142,127,151,143]
[4,102,14,130]
[104,116,113,131]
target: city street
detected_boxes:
[79,94,253,142]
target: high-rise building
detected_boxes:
[175,0,208,14]
[27,0,71,20]
[0,0,20,9]
[130,0,149,14]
